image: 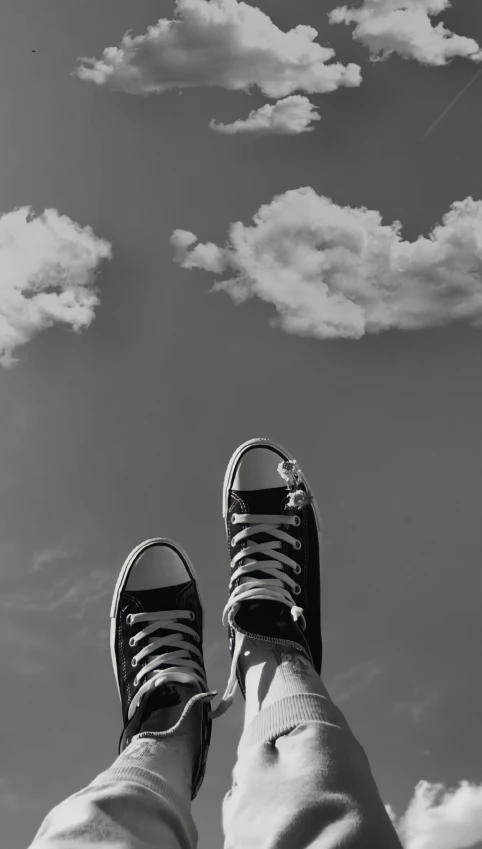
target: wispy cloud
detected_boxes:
[2,572,112,619]
[210,95,321,136]
[394,688,438,724]
[0,206,112,367]
[0,545,114,671]
[171,187,482,340]
[387,780,482,848]
[31,544,71,573]
[330,1,482,67]
[328,659,382,704]
[75,0,361,117]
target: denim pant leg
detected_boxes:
[28,737,198,849]
[222,693,403,849]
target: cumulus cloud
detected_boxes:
[209,95,321,135]
[388,780,482,849]
[329,0,482,66]
[0,206,112,367]
[170,187,482,339]
[75,0,361,99]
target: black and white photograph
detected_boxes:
[1,2,482,848]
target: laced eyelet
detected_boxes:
[133,676,139,687]
[293,516,301,527]
[126,614,134,626]
[131,657,138,667]
[293,540,302,550]
[129,637,136,647]
[231,514,237,524]
[294,564,301,575]
[293,584,301,595]
[231,537,237,548]
[189,612,195,621]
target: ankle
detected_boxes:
[239,637,329,727]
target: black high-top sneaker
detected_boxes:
[210,438,322,719]
[110,538,217,799]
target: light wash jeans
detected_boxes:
[29,688,402,849]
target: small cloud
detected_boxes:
[389,780,482,848]
[171,187,482,340]
[2,569,112,620]
[210,95,320,135]
[394,689,438,724]
[75,0,361,100]
[329,0,482,67]
[0,206,112,367]
[170,229,227,273]
[32,544,71,573]
[328,659,381,703]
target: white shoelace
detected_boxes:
[127,609,208,721]
[210,513,306,720]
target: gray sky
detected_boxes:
[1,1,482,847]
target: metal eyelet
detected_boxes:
[231,537,237,548]
[133,676,139,687]
[294,564,301,575]
[126,614,134,626]
[293,584,301,595]
[129,637,136,647]
[131,657,138,667]
[293,516,301,527]
[293,540,302,550]
[231,514,237,524]
[189,612,195,621]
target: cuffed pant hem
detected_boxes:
[240,693,350,750]
[91,764,197,848]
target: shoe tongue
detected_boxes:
[143,681,183,712]
[126,681,183,741]
[234,600,312,662]
[235,599,291,631]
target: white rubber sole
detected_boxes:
[222,437,322,533]
[109,537,204,705]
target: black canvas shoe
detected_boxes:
[211,438,322,718]
[110,538,217,799]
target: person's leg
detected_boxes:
[213,439,403,849]
[30,688,203,849]
[29,539,217,849]
[222,638,402,848]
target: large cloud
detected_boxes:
[170,187,482,339]
[75,0,361,99]
[209,95,321,135]
[388,780,482,849]
[329,0,482,66]
[0,206,112,366]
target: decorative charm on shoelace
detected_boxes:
[277,460,314,510]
